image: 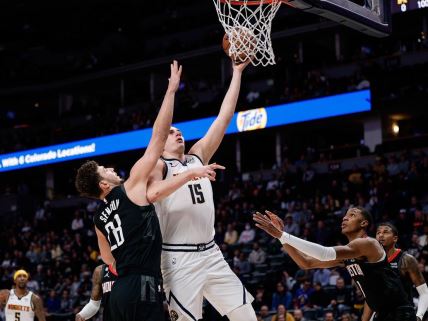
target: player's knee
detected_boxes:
[226,303,257,321]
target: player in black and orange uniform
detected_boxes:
[375,222,428,321]
[75,61,182,321]
[254,207,416,321]
[76,264,118,321]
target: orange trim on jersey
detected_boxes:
[388,248,402,263]
[108,264,118,276]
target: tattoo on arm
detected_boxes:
[401,254,425,287]
[32,295,46,321]
[91,266,103,301]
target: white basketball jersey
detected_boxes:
[155,154,215,244]
[5,289,34,321]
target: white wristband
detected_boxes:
[78,299,101,320]
[416,283,428,319]
[279,232,289,245]
[277,232,337,261]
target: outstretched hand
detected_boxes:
[190,163,225,181]
[232,59,251,72]
[253,210,284,239]
[167,60,183,93]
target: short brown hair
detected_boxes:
[75,160,102,198]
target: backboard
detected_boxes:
[284,0,391,37]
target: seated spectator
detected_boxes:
[281,270,297,293]
[407,233,422,258]
[418,225,428,247]
[253,285,271,311]
[259,305,271,321]
[313,268,331,286]
[340,313,352,321]
[249,242,267,265]
[314,220,330,245]
[270,304,295,321]
[328,278,352,314]
[284,214,300,236]
[328,268,340,286]
[238,223,256,244]
[234,252,251,275]
[295,281,314,309]
[27,278,40,293]
[224,223,238,245]
[295,268,313,284]
[71,211,84,231]
[293,309,306,321]
[59,289,74,313]
[46,289,60,313]
[324,311,335,321]
[309,282,329,309]
[272,282,293,311]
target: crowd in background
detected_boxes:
[0,147,427,321]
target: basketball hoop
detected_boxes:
[213,0,282,66]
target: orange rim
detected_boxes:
[219,0,281,5]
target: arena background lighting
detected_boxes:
[0,90,370,172]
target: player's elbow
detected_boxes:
[147,190,160,204]
[296,260,312,270]
[100,252,114,266]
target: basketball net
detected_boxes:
[213,0,282,66]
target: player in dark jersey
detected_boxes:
[74,61,182,321]
[253,207,416,321]
[76,264,118,321]
[375,222,428,321]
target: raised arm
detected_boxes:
[76,265,103,321]
[32,294,46,321]
[189,61,249,164]
[283,244,342,269]
[401,253,428,321]
[255,211,340,269]
[147,162,225,203]
[254,211,383,263]
[126,61,182,188]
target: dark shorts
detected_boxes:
[110,274,165,321]
[375,306,416,321]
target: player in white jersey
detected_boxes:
[147,59,257,321]
[0,270,46,321]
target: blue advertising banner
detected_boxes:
[0,90,370,172]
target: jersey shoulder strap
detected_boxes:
[187,153,204,165]
[388,248,402,263]
[29,292,34,310]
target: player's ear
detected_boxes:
[99,180,109,192]
[360,219,368,228]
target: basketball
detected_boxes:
[222,27,256,64]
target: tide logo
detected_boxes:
[236,108,267,132]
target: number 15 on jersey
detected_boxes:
[188,184,205,204]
